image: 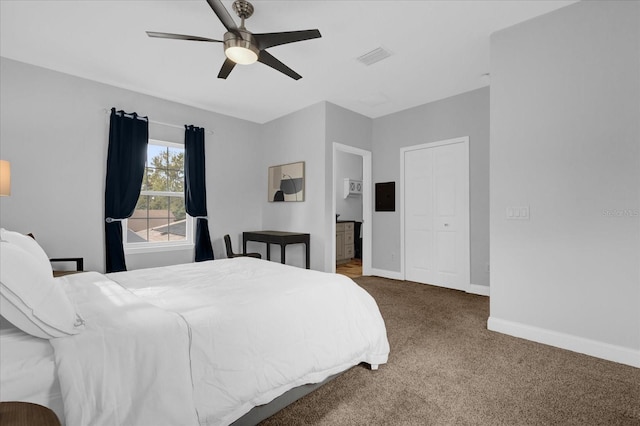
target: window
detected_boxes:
[124,139,193,252]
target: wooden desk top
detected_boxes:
[244,230,309,237]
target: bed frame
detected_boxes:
[232,363,378,425]
[232,372,341,425]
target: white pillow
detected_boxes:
[0,241,84,339]
[0,228,53,276]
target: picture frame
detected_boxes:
[268,161,305,202]
[375,181,395,211]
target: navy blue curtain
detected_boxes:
[105,108,148,272]
[184,125,214,262]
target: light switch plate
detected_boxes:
[506,206,530,220]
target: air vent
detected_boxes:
[356,47,392,66]
[359,92,390,107]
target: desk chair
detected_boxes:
[224,235,261,259]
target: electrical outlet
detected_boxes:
[486,263,490,273]
[391,252,395,261]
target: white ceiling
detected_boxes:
[0,0,576,124]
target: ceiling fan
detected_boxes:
[146,0,321,80]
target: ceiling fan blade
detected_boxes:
[206,0,238,33]
[257,50,302,80]
[146,31,222,43]
[217,58,237,79]
[253,29,322,50]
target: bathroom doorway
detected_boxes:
[332,143,372,276]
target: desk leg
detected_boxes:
[266,244,271,261]
[305,243,310,269]
[280,244,286,264]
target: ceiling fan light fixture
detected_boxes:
[225,46,258,64]
[224,32,259,65]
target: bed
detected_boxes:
[0,229,389,426]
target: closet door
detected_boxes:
[404,139,469,291]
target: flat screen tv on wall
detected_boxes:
[375,182,395,212]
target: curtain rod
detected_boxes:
[104,109,213,135]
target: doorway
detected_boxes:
[401,137,470,291]
[332,143,372,276]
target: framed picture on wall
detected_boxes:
[268,161,305,202]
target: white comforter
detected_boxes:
[50,272,199,426]
[52,258,389,426]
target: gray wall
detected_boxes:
[0,58,262,273]
[0,58,378,275]
[0,59,490,286]
[0,59,489,284]
[258,102,327,270]
[371,87,490,287]
[489,0,639,365]
[257,102,373,272]
[325,103,373,270]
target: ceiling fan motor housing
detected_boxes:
[232,0,254,20]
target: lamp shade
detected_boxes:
[0,160,11,196]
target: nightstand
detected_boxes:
[50,257,84,277]
[0,401,61,426]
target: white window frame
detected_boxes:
[124,139,194,254]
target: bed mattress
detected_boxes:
[0,317,65,423]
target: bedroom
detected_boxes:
[0,0,638,424]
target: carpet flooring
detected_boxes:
[261,276,640,425]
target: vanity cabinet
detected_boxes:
[336,221,355,264]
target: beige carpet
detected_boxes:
[261,276,640,425]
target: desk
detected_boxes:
[243,231,310,269]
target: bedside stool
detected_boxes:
[0,401,61,426]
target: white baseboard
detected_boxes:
[366,271,490,297]
[468,283,490,297]
[367,268,404,281]
[487,316,640,369]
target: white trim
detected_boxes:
[148,138,184,148]
[468,284,490,297]
[139,190,185,198]
[487,317,640,369]
[363,273,490,295]
[124,241,194,254]
[123,214,194,249]
[400,136,471,290]
[367,268,404,281]
[332,143,372,275]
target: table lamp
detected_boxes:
[0,160,11,196]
